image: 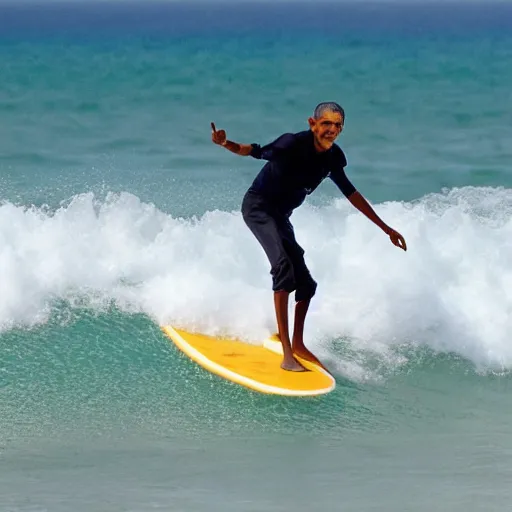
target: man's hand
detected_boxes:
[211,122,227,146]
[386,227,407,251]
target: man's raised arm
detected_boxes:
[211,122,253,156]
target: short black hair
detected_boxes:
[313,102,345,120]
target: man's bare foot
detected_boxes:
[293,346,327,371]
[281,355,306,372]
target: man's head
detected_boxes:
[308,102,345,152]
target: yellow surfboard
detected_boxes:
[161,326,335,397]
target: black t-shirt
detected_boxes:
[248,130,356,216]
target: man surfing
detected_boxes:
[211,102,407,372]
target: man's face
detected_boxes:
[308,111,344,152]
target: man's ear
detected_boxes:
[307,117,316,130]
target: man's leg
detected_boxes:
[282,233,327,370]
[241,194,305,372]
[274,290,306,372]
[291,299,326,370]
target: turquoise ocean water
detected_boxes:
[1,2,512,510]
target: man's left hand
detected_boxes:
[386,228,407,251]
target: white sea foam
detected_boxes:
[1,186,511,378]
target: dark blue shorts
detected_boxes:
[241,191,317,302]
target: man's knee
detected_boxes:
[295,277,317,302]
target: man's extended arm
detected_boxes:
[348,191,390,234]
[330,163,407,251]
[348,191,407,251]
[211,122,252,156]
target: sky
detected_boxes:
[1,0,511,3]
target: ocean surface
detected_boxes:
[1,1,512,510]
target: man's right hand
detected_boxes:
[211,122,227,146]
